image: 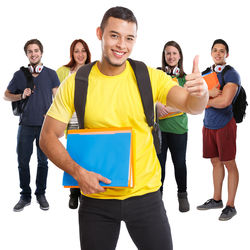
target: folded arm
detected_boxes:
[208,83,238,108]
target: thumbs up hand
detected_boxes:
[184,55,208,97]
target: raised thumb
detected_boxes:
[192,55,200,73]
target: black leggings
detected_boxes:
[78,191,173,250]
[158,132,188,193]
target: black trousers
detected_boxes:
[158,132,187,193]
[78,191,173,250]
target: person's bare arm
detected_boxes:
[166,56,209,115]
[208,83,238,108]
[52,87,58,97]
[157,102,181,118]
[4,88,32,101]
[39,115,111,194]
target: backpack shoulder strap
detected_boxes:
[220,65,233,88]
[202,67,211,76]
[20,66,34,90]
[128,58,161,154]
[74,61,97,129]
[127,58,154,127]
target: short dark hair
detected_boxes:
[100,6,138,31]
[24,39,43,54]
[211,39,229,54]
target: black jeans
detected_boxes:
[17,125,48,201]
[158,132,187,193]
[79,191,173,250]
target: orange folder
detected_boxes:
[202,72,220,108]
[202,72,220,90]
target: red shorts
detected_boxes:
[203,118,237,161]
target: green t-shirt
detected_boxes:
[159,75,188,134]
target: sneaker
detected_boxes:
[219,206,237,221]
[69,195,79,209]
[37,195,49,210]
[197,198,223,210]
[177,192,190,212]
[13,198,31,212]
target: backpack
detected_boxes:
[221,65,247,123]
[202,65,247,123]
[74,58,162,154]
[11,67,34,116]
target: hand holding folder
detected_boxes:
[202,72,222,108]
[63,127,134,189]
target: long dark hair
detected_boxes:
[161,41,185,77]
[64,39,91,70]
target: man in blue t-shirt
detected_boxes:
[197,39,240,221]
[4,39,60,212]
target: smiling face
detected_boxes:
[164,46,180,68]
[97,17,137,74]
[211,43,228,65]
[73,42,87,67]
[26,44,42,66]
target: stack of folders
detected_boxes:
[202,71,220,90]
[202,71,220,108]
[63,127,134,188]
[159,111,184,119]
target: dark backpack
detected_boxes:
[221,65,247,123]
[11,67,34,116]
[74,58,162,154]
[202,65,247,123]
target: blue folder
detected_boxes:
[63,128,134,188]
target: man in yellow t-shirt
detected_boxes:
[40,6,208,250]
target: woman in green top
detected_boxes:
[57,39,91,209]
[157,41,189,212]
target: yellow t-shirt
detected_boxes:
[56,66,70,83]
[47,61,177,200]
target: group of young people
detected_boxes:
[4,6,241,250]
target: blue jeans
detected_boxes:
[158,132,187,193]
[79,191,173,250]
[17,125,48,201]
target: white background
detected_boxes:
[0,0,249,249]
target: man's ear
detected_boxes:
[96,27,103,40]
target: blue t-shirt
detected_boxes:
[8,66,60,126]
[204,66,241,129]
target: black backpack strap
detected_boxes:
[14,67,35,118]
[202,67,211,76]
[220,65,233,90]
[20,66,35,90]
[127,58,154,126]
[74,61,97,129]
[128,58,161,154]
